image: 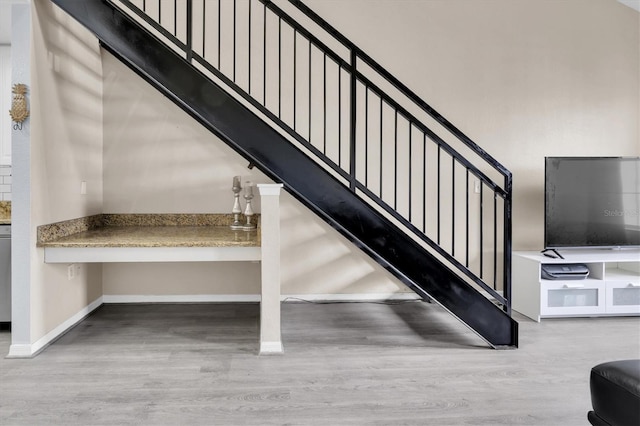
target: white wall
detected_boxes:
[32,0,104,337]
[11,0,104,354]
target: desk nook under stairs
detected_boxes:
[33,184,284,357]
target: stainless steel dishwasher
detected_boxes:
[0,224,10,328]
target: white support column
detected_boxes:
[8,2,32,358]
[257,183,284,354]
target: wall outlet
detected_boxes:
[67,264,75,280]
[80,181,87,195]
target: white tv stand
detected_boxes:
[513,249,640,322]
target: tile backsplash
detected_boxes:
[0,165,11,201]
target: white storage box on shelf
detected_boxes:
[513,250,640,322]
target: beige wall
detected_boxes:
[101,52,404,297]
[99,0,639,298]
[29,1,103,341]
[300,0,640,250]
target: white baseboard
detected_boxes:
[6,343,32,358]
[259,341,283,354]
[102,292,420,304]
[102,294,261,303]
[7,296,103,358]
[283,292,420,302]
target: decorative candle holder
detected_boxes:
[243,181,257,231]
[230,176,244,230]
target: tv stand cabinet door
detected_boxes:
[605,280,640,314]
[539,280,606,317]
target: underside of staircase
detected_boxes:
[51,0,518,348]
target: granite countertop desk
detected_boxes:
[41,225,259,248]
[0,201,10,225]
[38,214,261,263]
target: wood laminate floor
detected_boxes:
[1,301,639,425]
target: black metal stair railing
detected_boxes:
[50,0,518,347]
[111,0,513,312]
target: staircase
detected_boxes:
[51,0,518,348]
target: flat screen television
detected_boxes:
[545,157,640,249]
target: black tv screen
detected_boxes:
[545,157,640,249]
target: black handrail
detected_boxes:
[108,0,512,313]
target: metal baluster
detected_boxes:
[423,133,427,233]
[293,29,297,132]
[503,180,513,314]
[465,169,470,267]
[379,97,383,198]
[218,0,221,69]
[248,0,251,94]
[338,66,341,167]
[479,181,484,279]
[186,0,192,62]
[408,123,412,223]
[323,53,326,154]
[451,156,455,257]
[393,109,398,210]
[437,146,441,244]
[278,17,281,118]
[364,87,368,187]
[202,0,206,59]
[493,192,498,289]
[233,0,236,82]
[309,40,312,144]
[262,1,266,105]
[348,49,356,191]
